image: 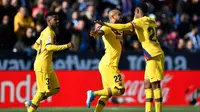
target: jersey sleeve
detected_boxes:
[103,22,134,31]
[45,31,55,46]
[44,31,69,51]
[133,18,143,28]
[100,26,109,36]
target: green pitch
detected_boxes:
[0,106,199,112]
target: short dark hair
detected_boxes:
[136,3,148,14]
[45,12,58,19]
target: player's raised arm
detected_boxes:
[90,25,105,39]
[44,12,74,51]
[90,23,110,39]
[95,20,134,31]
[45,41,74,51]
[90,29,104,39]
[44,31,73,51]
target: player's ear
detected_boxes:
[136,8,139,13]
[112,15,116,20]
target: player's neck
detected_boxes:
[48,26,56,31]
[109,19,116,24]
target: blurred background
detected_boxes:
[1,0,200,54]
[0,0,200,112]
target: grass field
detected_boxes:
[0,106,200,112]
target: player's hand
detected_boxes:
[94,20,104,26]
[90,30,98,38]
[67,42,74,48]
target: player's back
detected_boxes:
[34,27,55,73]
[133,16,163,60]
[100,26,122,67]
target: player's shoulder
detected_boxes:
[143,16,156,24]
[101,25,111,33]
[101,25,110,30]
[43,27,54,35]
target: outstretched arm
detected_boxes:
[95,20,135,31]
[90,30,104,39]
[46,42,73,51]
[90,25,107,39]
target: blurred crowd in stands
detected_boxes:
[0,0,200,55]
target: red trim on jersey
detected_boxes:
[143,49,152,60]
[36,42,40,45]
[130,22,134,31]
[108,88,112,97]
[144,54,148,60]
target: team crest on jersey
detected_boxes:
[46,35,51,44]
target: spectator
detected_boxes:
[23,27,36,56]
[176,38,187,52]
[70,31,81,52]
[164,31,179,52]
[82,4,100,51]
[101,8,110,22]
[23,27,36,46]
[50,0,62,12]
[157,28,166,45]
[0,15,16,50]
[83,4,100,29]
[32,0,48,22]
[184,24,200,52]
[0,0,16,28]
[59,0,73,37]
[60,0,73,27]
[186,40,196,52]
[11,0,19,9]
[78,0,87,11]
[177,13,190,38]
[14,6,35,38]
[103,0,121,9]
[131,40,141,52]
[13,27,36,54]
[35,22,44,37]
[176,0,190,14]
[0,0,199,53]
[190,0,200,16]
[75,19,89,51]
[71,11,79,28]
[121,0,132,17]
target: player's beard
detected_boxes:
[51,25,57,31]
[115,19,122,23]
[115,18,122,23]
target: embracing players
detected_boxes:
[96,3,164,112]
[86,9,125,112]
[25,12,73,112]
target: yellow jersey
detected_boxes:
[133,16,163,60]
[103,16,163,60]
[33,27,69,73]
[100,26,123,66]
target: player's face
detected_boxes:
[50,15,59,29]
[113,11,122,23]
[134,7,142,18]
